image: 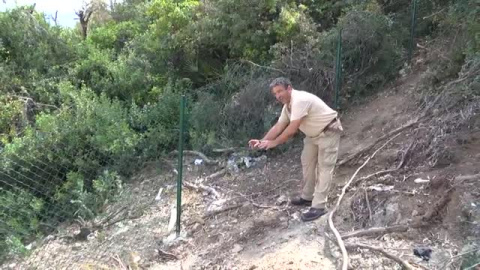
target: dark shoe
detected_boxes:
[290,197,312,206]
[301,208,327,222]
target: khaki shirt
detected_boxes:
[278,89,338,137]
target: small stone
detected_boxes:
[232,244,243,253]
[191,223,201,232]
[276,195,288,206]
[249,265,257,270]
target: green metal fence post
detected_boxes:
[334,28,343,110]
[176,95,186,236]
[408,0,418,63]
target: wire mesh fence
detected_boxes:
[0,127,185,269]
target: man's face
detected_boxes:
[271,84,292,105]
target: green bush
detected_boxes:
[0,189,44,259]
[129,80,191,158]
[321,9,403,100]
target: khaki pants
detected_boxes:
[300,126,341,209]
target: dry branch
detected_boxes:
[204,203,244,218]
[341,225,409,239]
[345,243,414,270]
[204,168,226,181]
[183,181,221,198]
[328,134,401,270]
[365,189,372,221]
[455,174,480,182]
[353,140,414,185]
[341,184,455,240]
[338,121,418,166]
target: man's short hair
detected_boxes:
[269,77,292,90]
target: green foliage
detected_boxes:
[0,189,44,259]
[0,8,76,95]
[88,21,141,52]
[335,10,402,97]
[0,96,24,144]
[129,80,191,157]
[54,170,122,219]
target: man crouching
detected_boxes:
[249,77,343,222]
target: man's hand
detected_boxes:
[258,140,278,150]
[248,139,261,149]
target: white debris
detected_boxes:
[168,204,177,232]
[414,178,430,184]
[194,159,203,166]
[155,188,164,201]
[368,184,394,191]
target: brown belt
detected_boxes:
[322,117,342,133]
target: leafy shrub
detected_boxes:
[0,189,44,259]
[129,80,191,158]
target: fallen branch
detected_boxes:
[442,248,480,270]
[365,189,372,221]
[171,150,220,165]
[345,243,414,270]
[338,121,418,166]
[341,186,455,239]
[329,134,401,270]
[234,191,284,210]
[204,203,244,219]
[184,181,221,199]
[341,225,409,240]
[203,168,226,181]
[354,140,414,185]
[455,173,480,182]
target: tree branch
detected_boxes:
[329,133,401,270]
[345,243,414,270]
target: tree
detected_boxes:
[76,4,95,40]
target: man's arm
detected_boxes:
[258,119,302,149]
[262,121,288,141]
[273,119,301,145]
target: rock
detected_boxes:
[191,223,201,232]
[249,265,257,270]
[232,244,243,253]
[276,195,288,206]
[162,231,187,246]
